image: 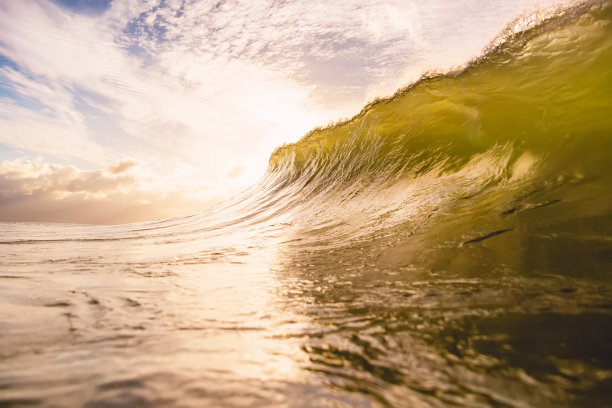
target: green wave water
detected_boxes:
[1,1,611,407]
[270,1,611,185]
[261,0,612,278]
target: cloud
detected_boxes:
[0,158,216,224]
[108,159,139,174]
[0,101,107,164]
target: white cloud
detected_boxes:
[0,101,107,163]
[0,158,216,224]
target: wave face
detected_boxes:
[1,2,612,407]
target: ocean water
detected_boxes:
[1,1,612,406]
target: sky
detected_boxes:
[0,0,570,224]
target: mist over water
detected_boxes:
[1,1,612,406]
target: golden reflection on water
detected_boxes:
[0,222,332,406]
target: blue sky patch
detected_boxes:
[52,0,113,15]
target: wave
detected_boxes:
[246,0,612,250]
[269,0,610,187]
